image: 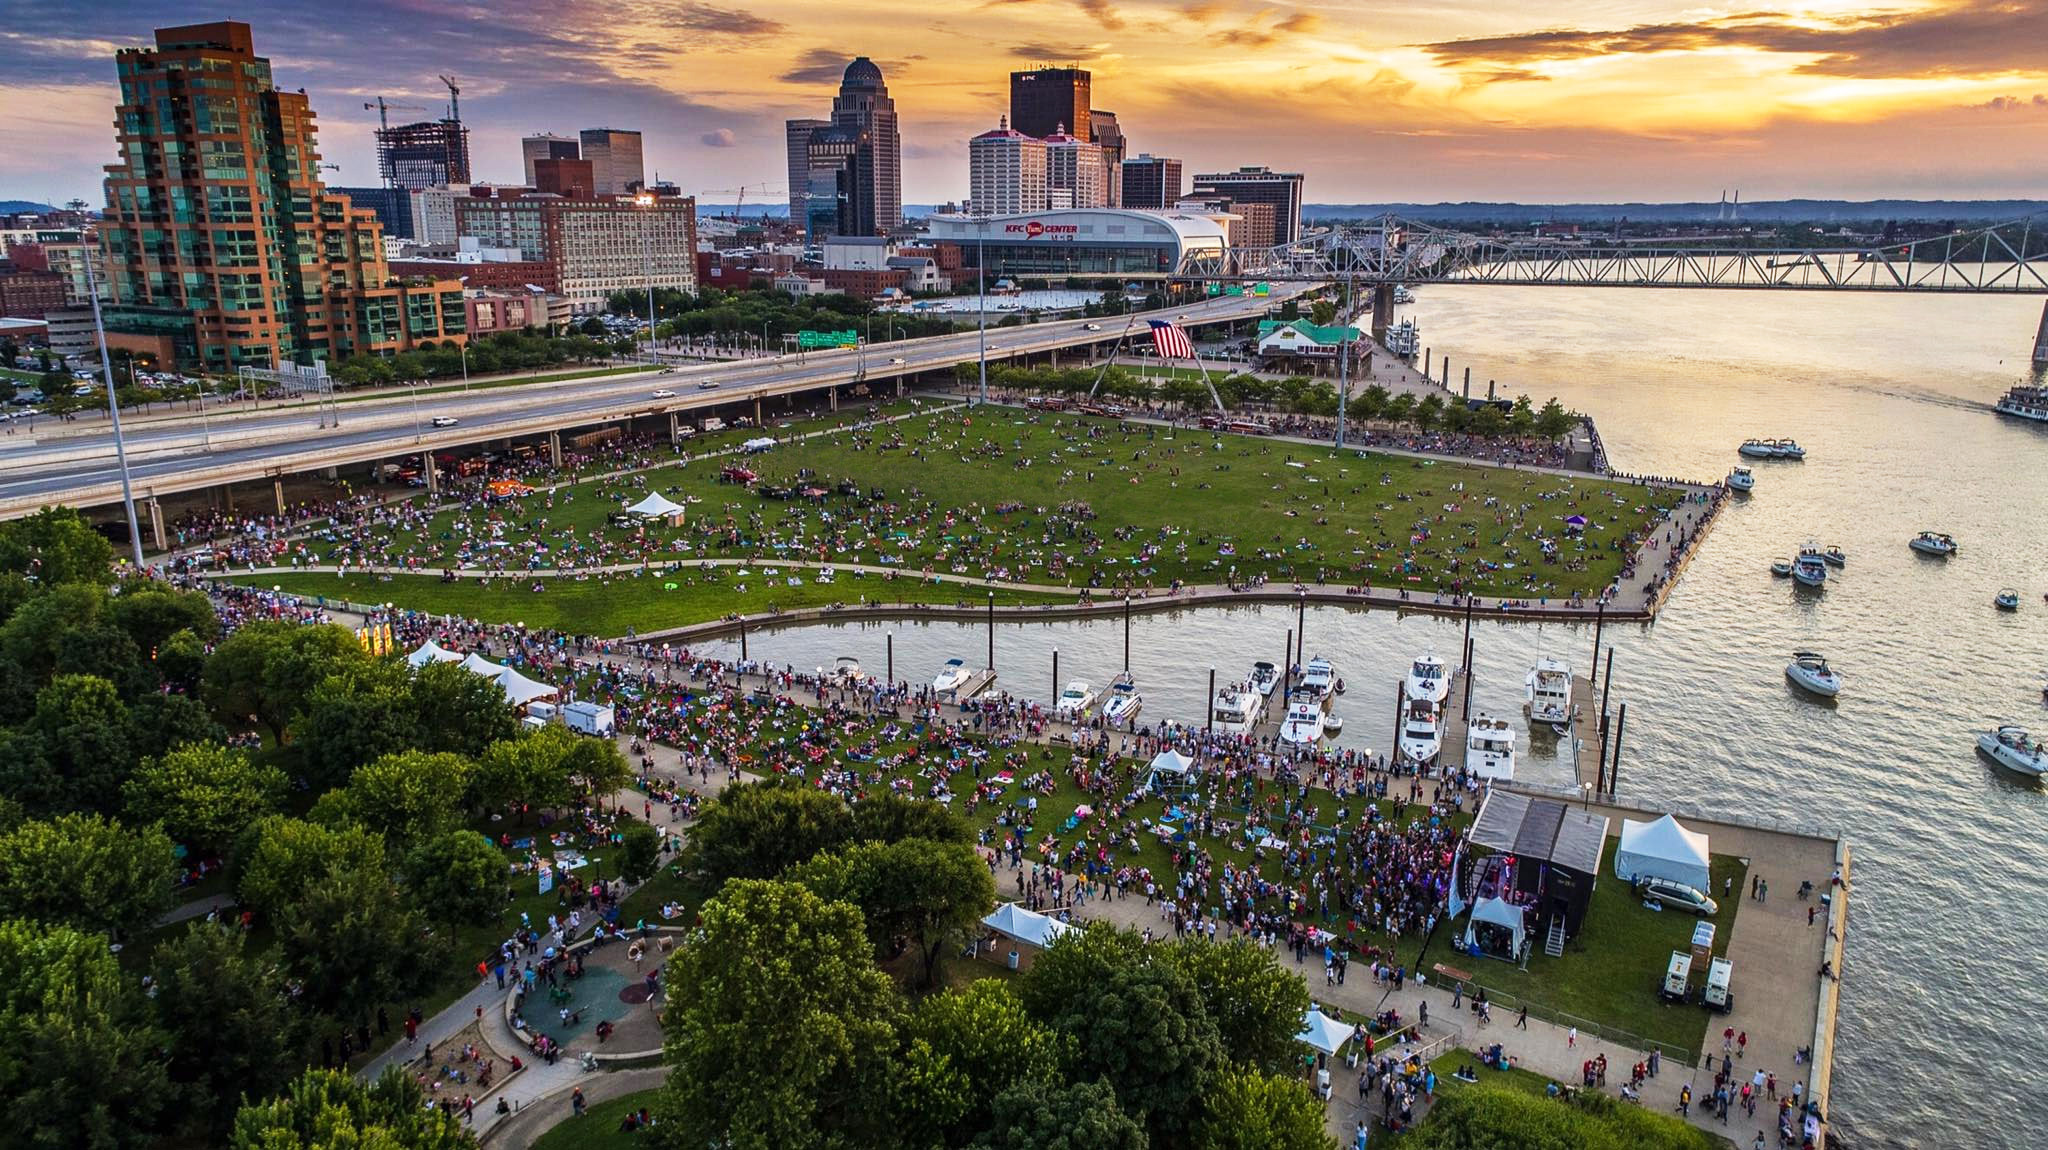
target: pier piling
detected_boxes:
[1609,702,1628,797]
[886,633,893,685]
[1052,649,1059,705]
[1207,668,1216,734]
[2035,300,2048,365]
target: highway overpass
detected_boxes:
[0,288,1309,528]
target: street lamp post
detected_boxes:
[636,194,658,364]
[976,213,988,406]
[79,222,144,567]
[460,342,468,391]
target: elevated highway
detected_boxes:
[0,288,1308,522]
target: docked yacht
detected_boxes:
[1525,657,1573,725]
[1784,651,1841,697]
[830,656,864,686]
[1465,714,1517,783]
[1250,661,1280,697]
[1301,657,1336,701]
[931,658,971,693]
[1102,673,1143,724]
[1791,546,1828,588]
[1278,687,1328,746]
[1406,651,1450,705]
[1978,726,2048,777]
[1055,680,1098,719]
[1211,683,1260,736]
[1909,532,1957,557]
[1398,697,1444,765]
[1727,466,1755,492]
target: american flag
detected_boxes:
[1148,319,1195,360]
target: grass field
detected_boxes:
[273,411,1676,637]
[530,1089,663,1150]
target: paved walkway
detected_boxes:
[154,892,237,927]
[482,1066,666,1148]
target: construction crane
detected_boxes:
[363,97,427,134]
[437,75,461,123]
[698,185,785,221]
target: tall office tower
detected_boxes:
[1010,66,1090,141]
[830,58,901,233]
[1043,128,1107,210]
[579,128,645,195]
[969,117,1048,214]
[521,133,580,185]
[377,119,470,191]
[96,22,463,369]
[1191,165,1305,244]
[784,118,829,223]
[1120,154,1183,210]
[330,186,415,239]
[1088,109,1124,207]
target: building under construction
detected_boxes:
[377,119,470,190]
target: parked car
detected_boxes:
[1633,876,1718,917]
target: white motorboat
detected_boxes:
[1398,697,1443,765]
[1978,725,2048,777]
[931,658,971,693]
[1405,651,1450,705]
[1727,466,1755,492]
[830,656,864,686]
[1776,439,1806,460]
[1102,672,1143,724]
[1325,714,1345,733]
[1210,683,1260,737]
[1250,660,1280,697]
[1738,438,1777,459]
[1909,532,1956,557]
[1465,714,1517,783]
[1278,688,1327,746]
[1055,680,1098,719]
[1301,657,1336,700]
[1791,546,1828,588]
[1784,651,1841,697]
[1770,559,1794,577]
[1525,657,1572,725]
[1822,546,1847,567]
[1995,588,2021,611]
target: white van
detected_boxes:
[1703,957,1734,1013]
[1660,951,1692,1002]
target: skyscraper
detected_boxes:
[521,133,579,185]
[969,118,1047,215]
[1010,67,1090,141]
[1191,166,1305,244]
[580,128,645,195]
[98,21,464,369]
[1043,128,1107,210]
[377,119,470,190]
[784,118,829,223]
[1120,154,1183,210]
[798,59,902,240]
[1088,109,1124,207]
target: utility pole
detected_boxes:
[976,212,988,406]
[74,200,143,567]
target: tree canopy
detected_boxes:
[230,1068,475,1150]
[683,779,856,884]
[123,743,287,856]
[0,813,176,938]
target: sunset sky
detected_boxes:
[2,0,2044,206]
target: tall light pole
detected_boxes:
[460,341,469,391]
[636,193,658,364]
[976,211,988,406]
[78,207,144,567]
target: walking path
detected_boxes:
[153,892,236,927]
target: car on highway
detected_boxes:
[888,357,906,366]
[430,416,459,428]
[651,389,676,399]
[1084,323,1102,331]
[697,380,720,390]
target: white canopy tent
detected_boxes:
[1461,896,1527,960]
[982,903,1074,949]
[1296,1007,1354,1056]
[495,666,558,706]
[1145,749,1196,792]
[405,640,464,668]
[1614,814,1712,893]
[458,653,503,678]
[624,492,686,519]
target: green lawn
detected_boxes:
[530,1088,663,1150]
[244,570,1077,635]
[1424,838,1743,1061]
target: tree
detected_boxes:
[0,920,171,1150]
[151,924,298,1141]
[408,660,520,757]
[1508,394,1537,435]
[899,980,1066,1146]
[274,860,442,1020]
[0,812,177,938]
[127,691,230,762]
[1191,1067,1336,1150]
[332,749,473,850]
[0,507,114,585]
[155,627,210,692]
[658,879,903,1148]
[617,817,662,883]
[1156,937,1310,1073]
[1309,299,1338,326]
[1383,392,1416,429]
[791,837,997,987]
[1407,1084,1714,1150]
[467,725,628,814]
[0,583,147,696]
[234,816,387,919]
[1414,393,1445,435]
[1471,402,1508,438]
[966,1078,1149,1150]
[123,744,286,856]
[107,584,218,656]
[1535,397,1575,439]
[292,659,421,792]
[404,829,509,926]
[850,792,974,847]
[15,674,133,814]
[683,779,855,885]
[231,1068,475,1150]
[203,621,365,741]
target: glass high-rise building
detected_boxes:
[792,59,902,241]
[1010,67,1090,142]
[580,128,645,196]
[98,21,465,369]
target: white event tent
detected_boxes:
[624,492,686,519]
[454,653,559,706]
[1145,749,1195,792]
[1461,896,1527,959]
[1614,814,1712,892]
[405,640,464,668]
[982,903,1074,950]
[1297,1007,1354,1056]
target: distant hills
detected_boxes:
[1306,200,2048,225]
[0,200,56,215]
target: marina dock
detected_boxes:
[1570,672,1606,794]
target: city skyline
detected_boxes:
[2,0,2045,207]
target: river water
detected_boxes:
[689,288,2048,1145]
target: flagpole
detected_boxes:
[1086,314,1140,401]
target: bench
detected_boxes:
[1432,962,1474,984]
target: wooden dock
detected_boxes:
[1439,663,1472,773]
[1569,673,1605,793]
[940,667,998,702]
